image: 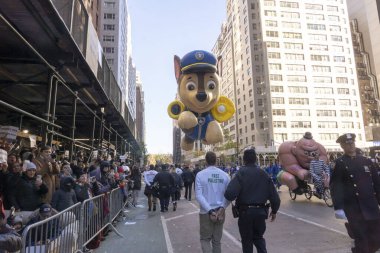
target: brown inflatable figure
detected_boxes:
[278,132,327,194]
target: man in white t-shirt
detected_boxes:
[195,151,230,253]
[143,165,158,211]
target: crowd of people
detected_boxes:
[0,144,142,252]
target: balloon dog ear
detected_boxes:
[174,55,182,83]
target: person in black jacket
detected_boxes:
[224,148,280,253]
[330,133,380,253]
[129,165,142,207]
[170,165,183,211]
[153,164,174,212]
[8,162,48,212]
[51,176,77,212]
[181,166,195,200]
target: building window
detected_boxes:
[270,74,283,81]
[338,99,351,106]
[280,1,299,8]
[292,133,304,140]
[334,56,345,62]
[283,32,302,39]
[341,122,354,128]
[312,65,331,72]
[327,6,339,12]
[335,66,347,73]
[310,45,328,51]
[319,133,339,140]
[288,86,308,93]
[103,35,115,42]
[273,121,287,128]
[289,98,309,105]
[290,109,310,116]
[313,76,332,83]
[264,10,277,16]
[286,64,305,71]
[285,53,304,60]
[328,15,340,22]
[315,98,335,105]
[104,13,115,19]
[106,58,114,64]
[291,121,311,128]
[268,52,281,59]
[307,24,326,30]
[305,4,323,10]
[269,63,282,70]
[267,41,280,48]
[337,88,349,94]
[265,20,278,27]
[273,109,286,116]
[340,110,352,117]
[104,24,115,30]
[103,47,114,53]
[311,54,330,61]
[270,86,284,92]
[264,0,276,6]
[316,110,336,116]
[282,22,301,29]
[306,13,324,20]
[272,97,285,104]
[104,1,115,8]
[315,87,333,94]
[336,77,348,83]
[331,35,343,42]
[266,31,279,37]
[281,11,300,18]
[308,34,327,41]
[318,122,338,128]
[284,42,303,50]
[287,75,307,82]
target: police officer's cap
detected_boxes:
[180,50,217,74]
[336,133,356,144]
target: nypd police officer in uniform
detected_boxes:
[330,133,380,253]
[224,148,280,253]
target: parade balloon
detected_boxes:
[167,50,235,151]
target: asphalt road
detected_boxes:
[95,186,358,253]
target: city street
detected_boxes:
[95,185,356,253]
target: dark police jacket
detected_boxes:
[330,154,380,221]
[153,171,174,188]
[224,164,281,214]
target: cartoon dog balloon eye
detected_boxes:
[207,81,216,90]
[186,82,196,91]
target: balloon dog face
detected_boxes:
[178,72,220,114]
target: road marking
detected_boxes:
[165,211,199,222]
[278,211,348,237]
[188,201,241,249]
[161,215,174,253]
[223,229,242,249]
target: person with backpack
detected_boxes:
[181,166,195,201]
[170,165,183,211]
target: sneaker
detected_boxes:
[173,203,177,211]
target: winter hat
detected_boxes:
[100,161,110,171]
[117,167,124,173]
[25,162,37,170]
[39,203,52,214]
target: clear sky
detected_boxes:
[129,0,226,154]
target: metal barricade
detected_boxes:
[109,188,125,223]
[21,202,81,253]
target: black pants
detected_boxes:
[159,187,171,211]
[238,208,267,253]
[348,219,380,253]
[171,188,180,202]
[184,182,193,200]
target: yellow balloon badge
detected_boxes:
[211,96,236,123]
[167,100,185,120]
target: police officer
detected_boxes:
[330,133,380,253]
[224,148,280,253]
[153,164,174,212]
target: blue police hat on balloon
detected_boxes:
[180,50,217,74]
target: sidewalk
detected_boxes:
[94,190,167,253]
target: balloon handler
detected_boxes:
[168,50,235,151]
[277,132,328,194]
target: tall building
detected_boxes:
[135,71,145,145]
[347,0,380,142]
[213,0,366,156]
[99,0,130,102]
[83,0,100,32]
[128,57,137,120]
